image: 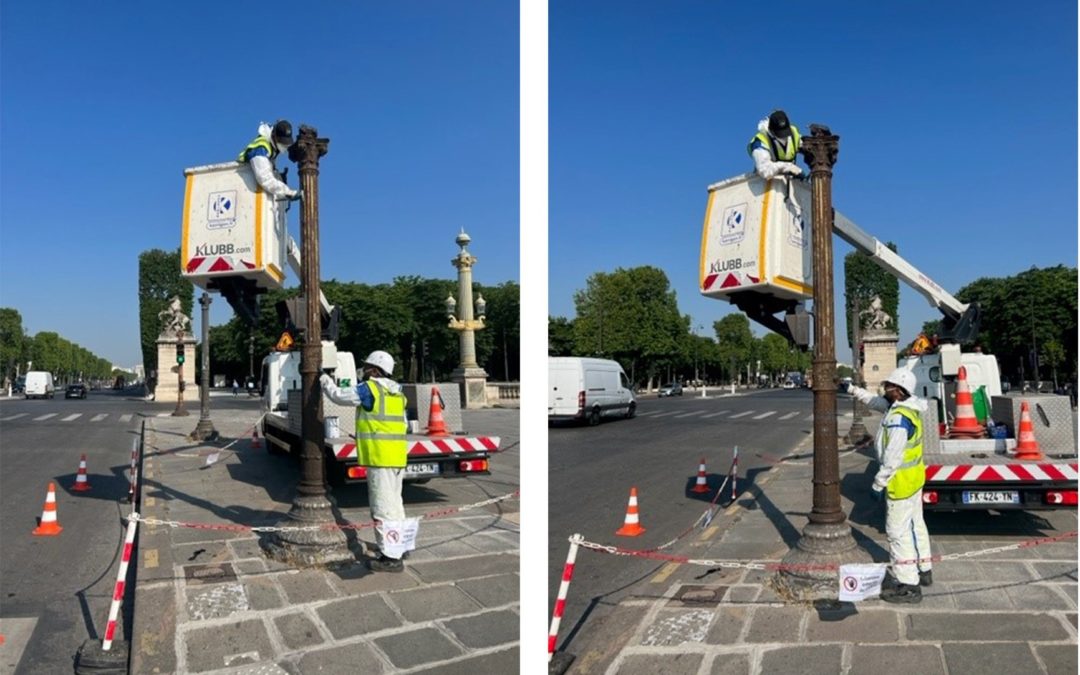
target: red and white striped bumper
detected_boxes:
[926,463,1079,483]
[335,436,501,460]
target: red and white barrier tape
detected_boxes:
[571,530,1078,572]
[548,533,582,662]
[102,513,138,650]
[127,490,520,533]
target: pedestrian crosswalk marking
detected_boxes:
[675,410,705,418]
[702,411,729,418]
[651,411,678,418]
[119,414,133,422]
[753,411,776,420]
[91,414,108,422]
[61,414,83,422]
[1,413,28,421]
[33,413,58,421]
[637,410,662,417]
[729,411,754,419]
[779,412,800,420]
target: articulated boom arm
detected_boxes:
[832,211,980,342]
[286,236,334,318]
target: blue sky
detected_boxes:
[549,1,1078,361]
[0,2,518,367]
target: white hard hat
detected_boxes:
[884,368,916,396]
[363,350,395,377]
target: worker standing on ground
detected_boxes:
[237,120,301,200]
[747,110,804,180]
[847,368,933,603]
[320,350,410,573]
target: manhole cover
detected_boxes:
[672,584,726,605]
[183,562,237,586]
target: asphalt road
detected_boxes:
[548,387,819,653]
[0,388,269,674]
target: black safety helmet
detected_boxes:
[271,119,294,147]
[768,110,791,139]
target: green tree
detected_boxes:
[0,308,28,385]
[477,281,519,381]
[713,313,754,384]
[548,316,575,356]
[139,248,194,383]
[843,245,900,348]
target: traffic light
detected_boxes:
[176,343,185,365]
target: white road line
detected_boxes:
[779,412,800,420]
[753,411,777,420]
[651,411,679,418]
[2,413,28,421]
[61,413,83,422]
[119,414,133,422]
[33,413,58,421]
[91,413,108,422]
[637,410,663,416]
[675,410,706,418]
[804,414,814,421]
[702,411,729,418]
[728,411,755,419]
[156,413,171,418]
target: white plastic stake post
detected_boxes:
[731,446,738,501]
[548,535,582,662]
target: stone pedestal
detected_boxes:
[862,330,899,392]
[452,366,489,409]
[155,337,197,404]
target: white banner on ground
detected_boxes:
[838,563,888,601]
[378,518,420,558]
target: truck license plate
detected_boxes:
[962,491,1019,505]
[406,463,440,477]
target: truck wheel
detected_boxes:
[588,407,601,426]
[625,402,636,419]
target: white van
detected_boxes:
[24,371,55,399]
[549,357,636,425]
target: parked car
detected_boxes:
[65,383,88,399]
[782,380,796,389]
[549,357,636,425]
[24,371,55,399]
[658,382,683,397]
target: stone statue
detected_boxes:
[863,296,892,331]
[158,296,191,338]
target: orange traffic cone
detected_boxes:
[948,366,987,439]
[691,458,710,494]
[72,454,91,492]
[32,482,63,536]
[251,428,262,449]
[615,487,645,537]
[426,387,450,437]
[1013,401,1044,460]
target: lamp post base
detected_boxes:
[263,493,354,567]
[190,418,218,442]
[775,522,873,601]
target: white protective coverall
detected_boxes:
[849,385,933,586]
[321,374,408,559]
[750,118,804,180]
[246,122,299,199]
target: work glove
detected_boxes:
[319,373,335,390]
[784,163,803,176]
[871,487,885,503]
[288,189,303,202]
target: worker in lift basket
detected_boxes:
[846,368,933,603]
[320,350,410,573]
[237,120,301,200]
[747,109,804,180]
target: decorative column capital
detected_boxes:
[800,124,840,175]
[288,125,330,174]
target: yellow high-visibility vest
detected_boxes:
[746,125,802,161]
[237,136,276,163]
[355,381,408,468]
[882,406,925,499]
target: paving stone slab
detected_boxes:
[185,582,250,621]
[411,646,519,674]
[915,586,957,610]
[705,606,751,645]
[295,641,387,674]
[273,612,325,652]
[229,537,267,560]
[129,583,178,675]
[640,608,714,646]
[941,642,1041,675]
[411,520,475,539]
[455,573,519,608]
[805,608,898,642]
[1067,612,1077,629]
[234,559,267,575]
[974,561,1036,582]
[184,618,275,673]
[906,612,1071,641]
[409,553,519,584]
[617,652,703,674]
[722,585,760,604]
[458,532,519,554]
[760,645,844,675]
[743,606,804,643]
[274,570,339,604]
[441,608,519,648]
[849,645,945,675]
[1033,643,1079,675]
[315,594,402,640]
[417,538,488,559]
[242,576,285,611]
[175,541,233,565]
[949,583,1019,610]
[325,563,421,596]
[1004,583,1076,610]
[708,651,752,675]
[372,626,463,669]
[1031,562,1079,582]
[387,584,483,623]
